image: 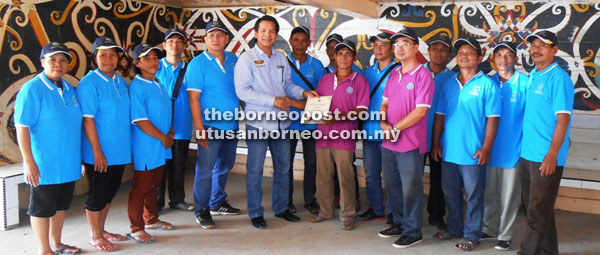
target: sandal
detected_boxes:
[88,239,117,252]
[288,203,297,213]
[311,215,327,223]
[126,231,156,244]
[455,238,479,251]
[145,220,175,231]
[341,220,355,231]
[53,244,81,255]
[433,230,461,240]
[304,202,320,215]
[103,231,127,242]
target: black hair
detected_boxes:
[254,15,279,33]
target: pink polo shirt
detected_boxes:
[316,71,369,152]
[382,64,434,154]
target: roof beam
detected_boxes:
[284,0,379,18]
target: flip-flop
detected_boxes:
[103,231,127,242]
[126,233,156,244]
[145,220,175,231]
[455,238,479,252]
[88,240,118,252]
[53,244,81,255]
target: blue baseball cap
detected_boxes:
[326,33,343,44]
[206,20,228,33]
[92,37,123,54]
[40,42,72,61]
[369,32,392,43]
[164,28,186,41]
[453,37,482,55]
[291,26,310,37]
[493,41,517,54]
[391,28,419,44]
[427,34,452,48]
[334,39,357,53]
[132,43,162,60]
[526,30,559,46]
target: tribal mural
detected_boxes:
[1,1,600,164]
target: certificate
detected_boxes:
[301,96,332,124]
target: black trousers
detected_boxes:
[288,137,317,206]
[517,158,563,255]
[426,152,446,223]
[157,139,190,208]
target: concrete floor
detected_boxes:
[2,171,600,255]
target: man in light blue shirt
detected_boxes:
[234,15,317,229]
[286,26,326,214]
[155,28,195,212]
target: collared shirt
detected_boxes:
[382,64,434,153]
[424,62,455,151]
[315,72,369,152]
[287,53,326,130]
[363,61,398,141]
[130,75,173,171]
[14,72,82,185]
[326,63,363,76]
[234,46,305,130]
[488,71,529,168]
[186,50,239,130]
[77,69,131,165]
[521,62,574,166]
[155,58,192,140]
[436,71,501,165]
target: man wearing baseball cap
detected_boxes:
[518,30,573,255]
[15,41,83,255]
[286,25,326,215]
[357,32,397,223]
[187,20,241,229]
[481,41,529,251]
[431,37,501,251]
[424,33,454,231]
[376,28,434,248]
[324,33,363,74]
[155,27,195,213]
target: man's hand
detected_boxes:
[24,160,40,187]
[274,97,291,111]
[196,128,209,149]
[303,90,319,98]
[540,151,558,176]
[380,121,394,141]
[161,134,175,148]
[431,145,443,162]
[473,147,492,165]
[93,149,108,172]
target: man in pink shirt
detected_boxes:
[311,40,369,231]
[376,28,435,248]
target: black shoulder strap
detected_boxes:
[171,62,187,101]
[370,62,400,99]
[287,57,315,90]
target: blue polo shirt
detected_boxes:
[436,71,501,165]
[77,69,131,165]
[186,50,239,130]
[363,61,398,141]
[14,73,82,185]
[156,58,192,140]
[489,71,529,168]
[521,62,574,166]
[425,63,455,151]
[287,54,326,130]
[130,75,173,171]
[326,63,363,76]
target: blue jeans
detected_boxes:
[362,140,387,215]
[382,148,424,237]
[192,128,238,216]
[441,161,486,241]
[246,125,290,219]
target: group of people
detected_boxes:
[14,13,573,255]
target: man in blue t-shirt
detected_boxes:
[155,28,195,212]
[518,30,574,255]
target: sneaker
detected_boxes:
[210,201,240,216]
[195,208,215,229]
[378,224,403,238]
[495,240,512,251]
[384,213,394,230]
[393,235,423,248]
[356,208,385,221]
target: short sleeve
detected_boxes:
[129,83,148,124]
[356,76,370,110]
[416,70,434,108]
[435,80,448,115]
[14,82,42,127]
[76,78,99,118]
[551,72,574,115]
[485,80,502,117]
[185,60,204,93]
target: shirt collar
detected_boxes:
[425,62,450,75]
[373,61,397,73]
[93,69,117,82]
[39,72,68,91]
[398,64,423,76]
[455,70,484,87]
[334,71,358,83]
[253,45,274,58]
[160,58,185,71]
[287,53,313,66]
[134,74,159,85]
[538,62,558,77]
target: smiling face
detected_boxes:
[335,47,356,70]
[254,20,278,49]
[289,32,310,56]
[205,30,229,52]
[493,47,516,73]
[428,42,451,66]
[41,53,69,81]
[393,37,418,62]
[456,44,482,69]
[95,48,119,76]
[134,50,160,77]
[163,35,184,58]
[529,38,558,67]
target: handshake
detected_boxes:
[273,90,319,111]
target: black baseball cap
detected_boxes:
[206,20,227,34]
[427,34,452,48]
[390,28,419,44]
[290,26,310,38]
[453,38,482,55]
[40,42,72,61]
[326,33,343,44]
[334,39,357,53]
[132,43,162,60]
[92,37,123,54]
[493,41,517,54]
[369,32,392,43]
[164,28,185,41]
[526,30,559,46]
[254,15,279,33]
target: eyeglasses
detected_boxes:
[393,41,414,48]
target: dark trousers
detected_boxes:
[426,152,446,223]
[288,137,317,206]
[158,139,190,208]
[334,153,360,199]
[518,158,563,255]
